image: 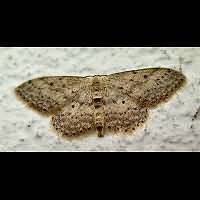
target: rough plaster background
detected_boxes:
[0,47,199,151]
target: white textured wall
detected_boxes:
[0,47,199,151]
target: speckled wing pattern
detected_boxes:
[15,68,186,138]
[103,68,186,133]
[15,76,85,115]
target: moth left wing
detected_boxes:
[15,76,85,115]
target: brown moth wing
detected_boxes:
[105,68,186,109]
[15,76,85,115]
[104,101,149,133]
[102,68,186,133]
[52,104,94,137]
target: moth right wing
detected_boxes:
[104,68,186,108]
[102,68,186,133]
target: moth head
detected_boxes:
[93,96,102,103]
[93,95,104,108]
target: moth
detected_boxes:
[15,67,186,137]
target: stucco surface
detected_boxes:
[0,47,199,151]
